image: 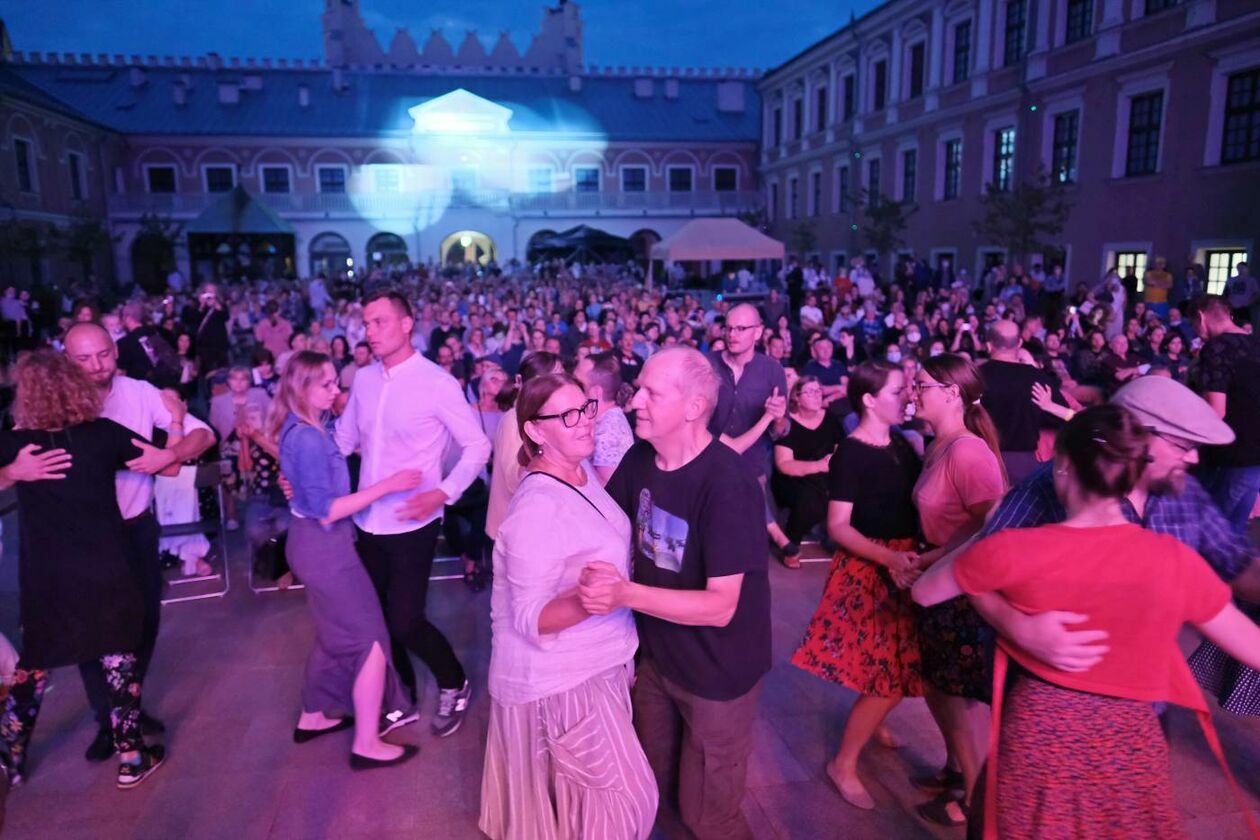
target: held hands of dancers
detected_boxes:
[884,550,923,590]
[380,469,424,495]
[578,561,628,615]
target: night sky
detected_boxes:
[6,0,883,72]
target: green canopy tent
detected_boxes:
[186,186,296,281]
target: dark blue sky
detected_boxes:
[6,0,882,72]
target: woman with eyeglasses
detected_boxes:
[907,354,1006,826]
[480,374,656,840]
[771,376,845,568]
[791,361,924,811]
[914,405,1260,839]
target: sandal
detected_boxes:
[917,791,968,827]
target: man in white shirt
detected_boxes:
[336,291,491,737]
[62,322,215,761]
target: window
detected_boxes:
[451,166,477,193]
[769,182,779,221]
[667,167,693,192]
[1004,0,1027,66]
[527,167,554,193]
[843,75,856,120]
[621,166,647,192]
[317,166,346,194]
[574,166,600,193]
[868,158,881,199]
[1144,0,1179,12]
[793,98,804,140]
[993,127,1016,192]
[908,43,926,99]
[713,166,738,192]
[13,139,33,193]
[1065,0,1093,43]
[902,149,917,201]
[68,151,85,200]
[953,22,971,84]
[261,166,290,194]
[873,60,888,111]
[1048,110,1080,184]
[1207,250,1249,295]
[373,166,401,193]
[204,166,234,193]
[1115,251,1148,290]
[1222,68,1260,165]
[773,106,783,144]
[146,165,176,194]
[944,139,963,200]
[836,165,851,213]
[1125,91,1163,177]
[788,176,799,219]
[815,86,828,132]
[810,171,822,216]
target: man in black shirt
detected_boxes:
[115,302,180,389]
[579,346,769,840]
[979,319,1066,482]
[1194,294,1260,532]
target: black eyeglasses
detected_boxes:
[533,399,598,428]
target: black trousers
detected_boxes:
[79,512,162,728]
[355,522,466,693]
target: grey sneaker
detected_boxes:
[378,707,419,738]
[117,745,165,790]
[431,680,471,738]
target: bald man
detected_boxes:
[979,318,1067,482]
[61,322,214,761]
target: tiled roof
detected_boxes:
[6,65,761,143]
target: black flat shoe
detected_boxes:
[917,791,968,827]
[350,743,418,771]
[293,717,354,743]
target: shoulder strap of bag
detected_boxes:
[523,470,607,521]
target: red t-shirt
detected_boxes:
[954,522,1231,711]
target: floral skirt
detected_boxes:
[915,595,993,701]
[790,539,923,698]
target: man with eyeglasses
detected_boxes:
[707,304,795,559]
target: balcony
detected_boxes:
[107,189,763,221]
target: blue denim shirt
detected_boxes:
[279,413,349,522]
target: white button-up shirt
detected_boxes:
[335,351,491,535]
[102,375,213,520]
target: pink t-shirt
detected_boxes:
[912,434,1005,547]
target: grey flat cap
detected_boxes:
[1110,375,1235,446]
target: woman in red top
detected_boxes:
[914,405,1260,839]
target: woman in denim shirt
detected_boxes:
[272,350,423,770]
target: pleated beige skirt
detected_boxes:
[479,664,658,840]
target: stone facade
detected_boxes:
[759,0,1260,293]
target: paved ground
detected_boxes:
[2,529,1259,839]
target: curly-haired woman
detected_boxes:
[0,350,175,790]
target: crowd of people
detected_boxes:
[0,248,1257,838]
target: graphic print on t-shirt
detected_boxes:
[635,488,689,573]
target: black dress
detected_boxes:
[771,412,845,543]
[0,419,146,668]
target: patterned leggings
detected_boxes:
[2,652,142,779]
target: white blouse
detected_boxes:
[488,461,638,705]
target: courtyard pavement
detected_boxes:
[2,532,1259,839]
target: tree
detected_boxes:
[61,207,119,282]
[849,188,916,272]
[972,167,1073,265]
[132,213,184,292]
[789,221,817,257]
[0,209,60,286]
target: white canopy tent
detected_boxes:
[647,218,785,289]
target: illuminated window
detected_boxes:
[1207,250,1249,295]
[1115,251,1148,290]
[1052,111,1079,183]
[527,167,554,193]
[373,166,401,193]
[993,127,1015,192]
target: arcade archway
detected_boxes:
[440,230,496,266]
[310,232,352,278]
[366,232,408,268]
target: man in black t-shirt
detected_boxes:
[980,319,1066,482]
[579,346,769,840]
[1194,295,1260,532]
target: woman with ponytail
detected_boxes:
[908,353,1007,826]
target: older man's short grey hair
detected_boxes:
[652,346,720,422]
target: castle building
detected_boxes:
[758,0,1259,293]
[0,2,761,287]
